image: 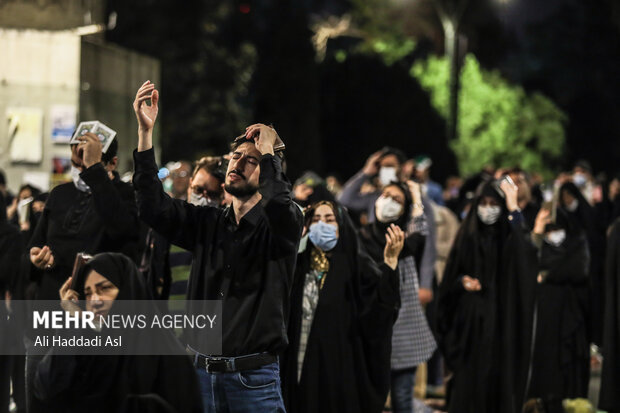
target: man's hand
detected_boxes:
[30,246,55,270]
[419,288,433,306]
[363,151,384,176]
[59,277,81,315]
[500,179,519,212]
[77,133,102,168]
[462,275,481,292]
[384,224,404,270]
[533,208,551,235]
[245,124,276,155]
[133,80,159,151]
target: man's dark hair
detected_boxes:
[231,136,285,159]
[380,147,406,165]
[0,169,5,186]
[193,156,225,184]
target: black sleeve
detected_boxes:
[258,154,303,254]
[80,164,139,244]
[133,148,220,251]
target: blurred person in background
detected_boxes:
[599,216,620,413]
[436,179,537,413]
[558,181,606,345]
[413,155,444,206]
[6,184,41,230]
[572,160,596,206]
[282,201,404,413]
[359,181,436,413]
[168,161,192,201]
[443,176,463,215]
[0,191,24,413]
[339,147,406,225]
[325,174,343,198]
[527,206,590,412]
[292,171,336,208]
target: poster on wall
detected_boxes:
[7,107,43,164]
[50,105,77,143]
[51,156,72,189]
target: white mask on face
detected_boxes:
[375,195,404,223]
[378,167,397,187]
[573,173,587,188]
[189,192,208,207]
[477,205,501,225]
[545,229,567,247]
[70,166,91,193]
[566,199,579,212]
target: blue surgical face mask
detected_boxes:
[308,221,339,252]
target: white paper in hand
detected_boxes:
[70,121,117,153]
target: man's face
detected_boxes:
[225,142,261,198]
[379,154,400,170]
[188,169,223,203]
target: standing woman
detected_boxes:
[359,181,437,413]
[436,180,537,413]
[282,201,404,413]
[527,207,590,411]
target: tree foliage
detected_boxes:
[412,54,566,178]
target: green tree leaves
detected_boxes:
[412,54,566,178]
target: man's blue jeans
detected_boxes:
[196,361,285,413]
[391,367,418,413]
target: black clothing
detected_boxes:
[436,181,538,413]
[528,223,590,409]
[559,182,606,345]
[600,218,620,413]
[28,164,139,300]
[281,206,400,413]
[32,253,203,413]
[133,148,303,357]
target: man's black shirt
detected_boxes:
[133,148,303,356]
[29,164,139,300]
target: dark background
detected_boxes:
[105,0,620,185]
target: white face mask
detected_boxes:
[378,167,397,187]
[566,199,579,212]
[477,205,501,225]
[375,195,404,223]
[545,229,567,247]
[189,192,208,207]
[70,165,91,193]
[573,173,587,188]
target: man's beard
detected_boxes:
[224,182,259,198]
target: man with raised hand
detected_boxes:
[132,81,303,412]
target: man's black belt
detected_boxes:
[187,347,277,373]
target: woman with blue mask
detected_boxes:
[359,181,436,413]
[527,207,590,411]
[436,180,538,413]
[282,201,404,413]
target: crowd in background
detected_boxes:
[1,129,620,413]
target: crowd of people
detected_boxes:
[0,80,619,413]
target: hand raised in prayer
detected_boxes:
[133,80,159,132]
[76,132,102,168]
[384,224,404,270]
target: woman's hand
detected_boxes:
[59,277,81,315]
[462,275,481,292]
[533,208,551,235]
[384,224,404,270]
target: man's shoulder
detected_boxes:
[48,182,77,198]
